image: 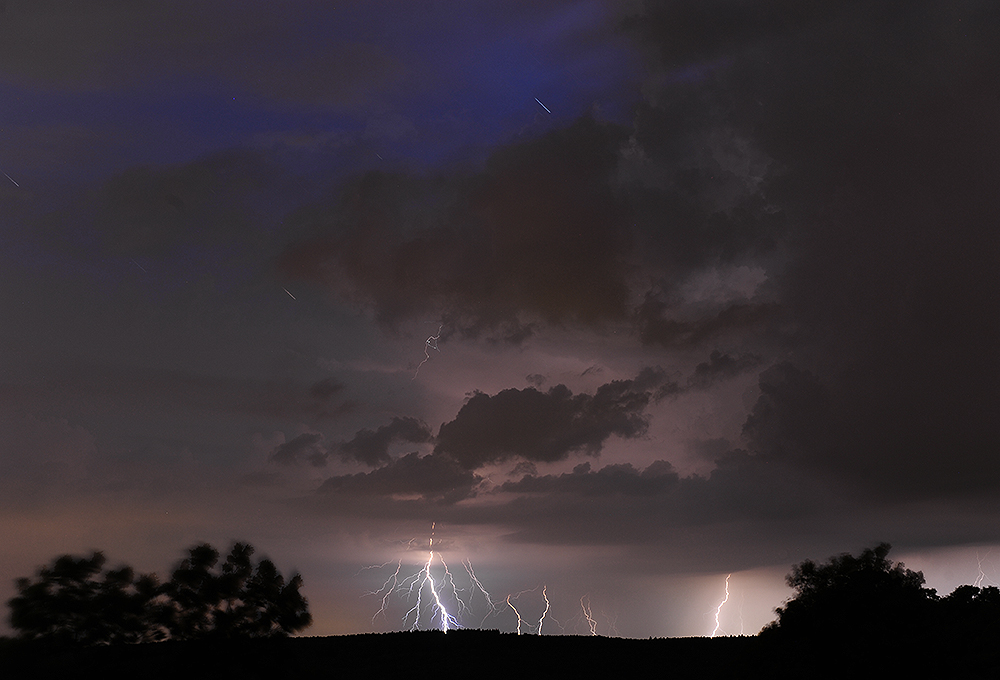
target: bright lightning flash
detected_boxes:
[581,595,598,635]
[363,523,498,633]
[710,574,732,638]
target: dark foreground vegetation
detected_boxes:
[4,542,1000,678]
[7,542,310,644]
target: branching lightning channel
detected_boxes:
[362,523,500,633]
[710,574,732,638]
[412,324,443,379]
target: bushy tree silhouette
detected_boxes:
[763,542,936,644]
[7,542,310,645]
[164,542,311,639]
[8,553,165,644]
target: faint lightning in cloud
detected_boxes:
[534,98,551,114]
[2,171,19,187]
[412,324,442,379]
[710,574,732,638]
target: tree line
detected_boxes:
[6,542,311,645]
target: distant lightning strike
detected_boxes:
[974,549,995,588]
[412,324,442,379]
[581,595,598,635]
[507,594,524,635]
[539,586,551,634]
[710,574,732,638]
[363,523,496,633]
[505,585,551,635]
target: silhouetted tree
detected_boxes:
[937,584,1000,646]
[762,542,936,644]
[8,553,163,644]
[7,542,310,645]
[163,542,311,639]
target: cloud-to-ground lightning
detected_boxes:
[710,574,732,638]
[973,549,997,588]
[412,324,442,379]
[362,523,500,633]
[505,585,551,635]
[581,595,598,635]
[534,97,551,114]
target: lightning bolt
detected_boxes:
[506,594,524,635]
[364,559,403,624]
[412,324,443,379]
[581,595,598,636]
[463,560,498,612]
[972,549,996,588]
[538,586,551,635]
[504,585,551,635]
[362,523,500,633]
[710,574,732,638]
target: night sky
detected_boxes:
[3,1,1000,638]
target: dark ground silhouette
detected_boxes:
[5,543,1000,678]
[2,628,999,680]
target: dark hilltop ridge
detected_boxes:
[1,629,998,680]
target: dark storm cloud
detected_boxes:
[318,452,481,504]
[338,416,434,467]
[37,149,301,259]
[279,116,634,337]
[23,363,354,426]
[434,374,656,470]
[0,1,405,107]
[649,350,761,401]
[741,363,831,466]
[458,449,830,551]
[500,460,679,496]
[688,350,762,388]
[270,432,327,467]
[623,0,1000,498]
[636,298,778,349]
